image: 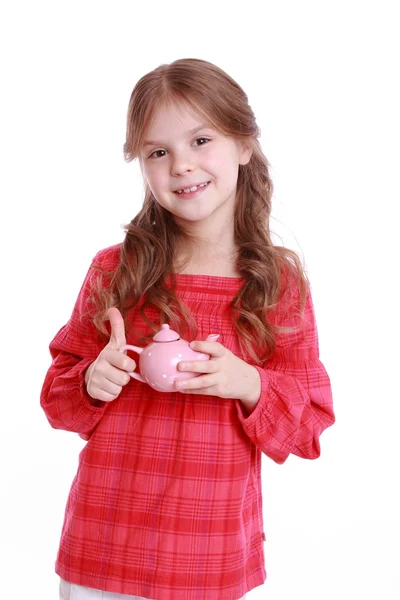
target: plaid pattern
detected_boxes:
[41,245,334,600]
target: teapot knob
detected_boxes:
[153,323,180,342]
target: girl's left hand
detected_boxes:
[175,340,261,410]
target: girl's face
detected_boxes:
[139,102,251,230]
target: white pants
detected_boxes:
[60,579,247,599]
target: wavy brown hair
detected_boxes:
[91,58,308,363]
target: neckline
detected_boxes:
[176,272,242,281]
[174,272,244,291]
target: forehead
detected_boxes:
[144,102,212,141]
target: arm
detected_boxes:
[236,284,334,464]
[40,253,110,436]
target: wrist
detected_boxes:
[239,366,261,413]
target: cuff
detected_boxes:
[236,366,272,426]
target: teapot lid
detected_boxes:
[153,324,180,342]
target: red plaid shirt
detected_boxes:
[40,245,334,600]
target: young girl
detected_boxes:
[41,58,335,600]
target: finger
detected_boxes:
[98,380,124,397]
[177,360,217,374]
[87,365,130,391]
[180,388,214,395]
[89,389,121,403]
[189,340,225,356]
[175,374,217,391]
[105,349,136,373]
[104,366,132,387]
[108,307,127,349]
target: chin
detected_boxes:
[177,211,213,223]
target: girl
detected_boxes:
[41,58,335,600]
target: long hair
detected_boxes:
[91,58,308,363]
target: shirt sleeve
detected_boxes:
[236,280,335,464]
[40,252,111,437]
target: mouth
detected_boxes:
[173,181,211,195]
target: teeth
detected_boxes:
[176,182,208,194]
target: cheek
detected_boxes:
[202,147,221,169]
[208,156,239,186]
[143,165,167,192]
[203,145,239,177]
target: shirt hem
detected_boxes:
[55,564,266,600]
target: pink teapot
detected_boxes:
[119,325,220,392]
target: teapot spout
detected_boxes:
[203,333,220,342]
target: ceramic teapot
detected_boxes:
[119,324,220,392]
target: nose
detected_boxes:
[170,150,194,177]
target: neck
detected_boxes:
[181,209,236,248]
[178,227,236,260]
[174,220,239,276]
[171,199,242,274]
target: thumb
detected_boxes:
[107,307,126,349]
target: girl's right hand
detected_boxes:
[84,307,136,402]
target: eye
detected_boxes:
[193,137,210,147]
[149,149,168,159]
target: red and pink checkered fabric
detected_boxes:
[41,245,334,600]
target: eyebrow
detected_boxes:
[142,124,211,148]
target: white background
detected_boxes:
[1,1,399,598]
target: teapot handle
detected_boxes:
[119,344,146,383]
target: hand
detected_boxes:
[175,340,261,411]
[84,307,136,403]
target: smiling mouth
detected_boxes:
[174,181,210,194]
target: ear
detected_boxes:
[238,140,253,166]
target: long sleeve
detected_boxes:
[40,249,116,435]
[236,281,334,464]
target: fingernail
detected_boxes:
[179,362,188,370]
[189,342,196,349]
[175,380,185,389]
